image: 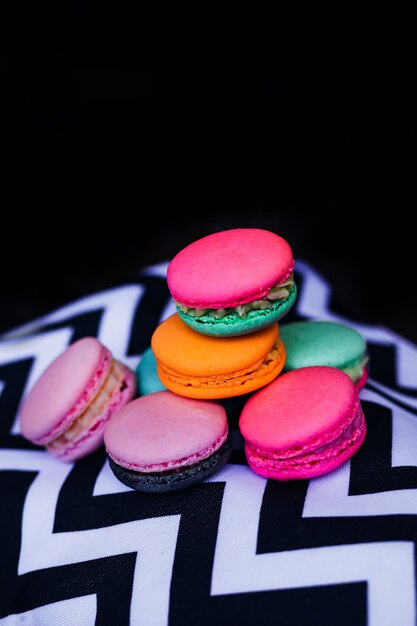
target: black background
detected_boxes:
[2,0,417,341]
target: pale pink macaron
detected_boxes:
[239,366,366,481]
[104,390,233,492]
[19,337,136,462]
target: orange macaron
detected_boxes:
[151,313,285,400]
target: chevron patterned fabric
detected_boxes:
[0,261,416,625]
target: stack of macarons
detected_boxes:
[19,226,369,490]
[151,228,297,399]
[116,227,299,491]
[147,227,369,483]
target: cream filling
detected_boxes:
[343,355,369,383]
[48,360,127,451]
[159,338,283,389]
[175,273,295,319]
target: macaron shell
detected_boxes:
[176,283,297,337]
[108,431,233,493]
[157,346,285,400]
[245,422,366,481]
[135,346,167,395]
[239,366,358,451]
[151,314,279,377]
[280,321,367,371]
[167,228,294,308]
[52,364,136,462]
[19,337,112,444]
[104,391,228,470]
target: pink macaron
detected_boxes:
[104,390,233,492]
[167,228,297,336]
[239,366,366,481]
[19,337,136,462]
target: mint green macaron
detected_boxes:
[177,283,297,337]
[280,320,369,389]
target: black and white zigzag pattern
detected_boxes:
[0,261,416,625]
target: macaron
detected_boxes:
[19,337,136,462]
[135,347,249,421]
[151,313,286,400]
[104,390,232,493]
[280,320,369,389]
[135,346,167,396]
[239,366,366,481]
[167,228,297,336]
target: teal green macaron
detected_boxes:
[280,320,369,389]
[135,346,167,396]
[176,283,297,337]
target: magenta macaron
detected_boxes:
[167,228,297,336]
[104,390,233,492]
[239,366,366,481]
[19,337,136,462]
